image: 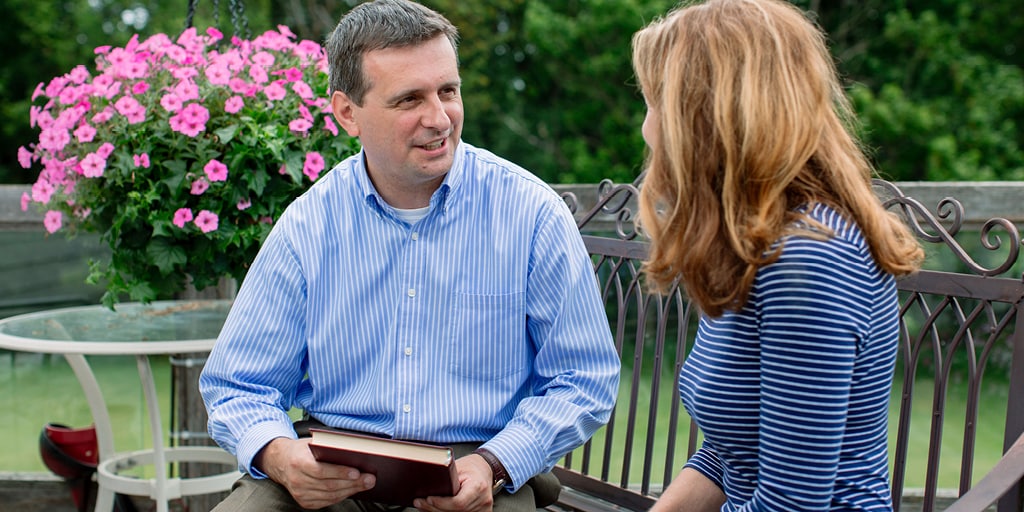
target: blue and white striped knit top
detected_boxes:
[679,203,899,511]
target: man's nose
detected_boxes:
[422,96,452,131]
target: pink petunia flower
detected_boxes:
[43,210,63,234]
[277,25,296,38]
[206,27,224,42]
[205,63,232,85]
[80,152,107,178]
[58,85,84,105]
[160,93,184,112]
[236,198,252,211]
[170,115,205,138]
[251,51,275,67]
[323,116,339,136]
[303,151,325,181]
[114,96,146,124]
[172,66,199,81]
[190,177,210,195]
[97,142,115,159]
[174,80,200,101]
[194,210,219,233]
[291,81,314,100]
[249,65,269,84]
[228,78,250,94]
[92,107,114,124]
[224,96,244,114]
[297,40,322,58]
[132,82,150,95]
[74,124,97,143]
[68,65,90,84]
[263,80,287,101]
[38,128,71,152]
[204,159,228,182]
[179,102,210,125]
[32,180,55,203]
[18,146,33,169]
[289,118,312,134]
[173,208,194,228]
[133,153,150,168]
[170,103,209,137]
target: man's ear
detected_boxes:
[331,91,361,137]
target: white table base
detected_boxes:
[64,352,239,512]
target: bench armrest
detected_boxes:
[943,431,1024,512]
[551,467,656,511]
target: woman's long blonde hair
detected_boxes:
[631,0,923,317]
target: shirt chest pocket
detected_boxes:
[447,291,528,380]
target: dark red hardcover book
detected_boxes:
[308,428,460,507]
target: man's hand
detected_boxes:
[413,452,495,512]
[255,437,376,510]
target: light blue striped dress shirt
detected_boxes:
[680,204,898,511]
[199,141,620,492]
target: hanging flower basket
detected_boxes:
[18,25,359,307]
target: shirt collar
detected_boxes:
[355,141,466,216]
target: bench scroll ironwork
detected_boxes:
[551,178,1024,512]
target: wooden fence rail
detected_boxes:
[5,182,1024,232]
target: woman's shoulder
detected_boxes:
[762,203,881,280]
[782,203,869,253]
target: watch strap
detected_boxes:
[473,447,509,494]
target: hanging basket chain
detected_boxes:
[229,0,251,39]
[183,0,250,38]
[184,0,199,32]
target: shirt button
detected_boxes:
[403,404,411,413]
[411,232,419,241]
[407,288,416,298]
[404,347,413,356]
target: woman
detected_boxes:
[631,0,924,510]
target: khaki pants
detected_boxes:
[212,422,560,512]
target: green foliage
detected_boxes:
[810,1,1024,181]
[423,0,673,185]
[21,27,359,306]
[4,0,1023,188]
[432,0,1024,185]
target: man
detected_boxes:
[198,1,620,511]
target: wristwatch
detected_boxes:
[473,447,509,495]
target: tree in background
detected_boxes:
[255,0,1024,185]
[4,0,1023,185]
[800,0,1024,182]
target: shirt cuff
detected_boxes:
[478,432,546,493]
[236,420,300,478]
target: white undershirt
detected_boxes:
[392,206,430,224]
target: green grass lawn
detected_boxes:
[0,350,1009,492]
[0,351,172,473]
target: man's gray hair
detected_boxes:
[326,0,459,105]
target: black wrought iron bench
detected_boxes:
[550,178,1024,512]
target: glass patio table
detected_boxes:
[0,299,240,512]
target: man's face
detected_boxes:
[331,35,463,207]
